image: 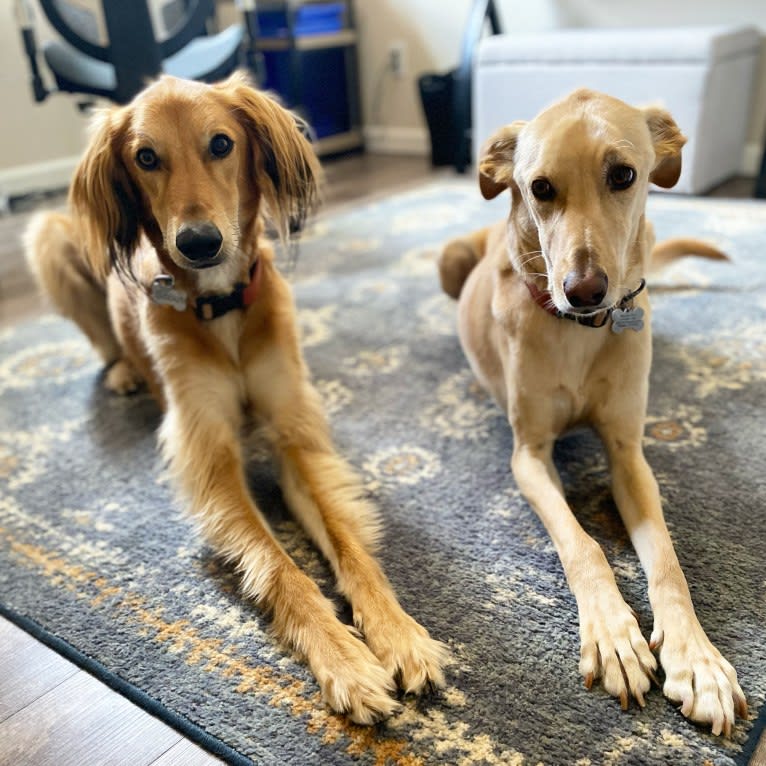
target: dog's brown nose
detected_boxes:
[176,222,223,264]
[563,269,608,308]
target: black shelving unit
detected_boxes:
[254,0,363,156]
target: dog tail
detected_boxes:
[438,227,490,299]
[650,238,729,271]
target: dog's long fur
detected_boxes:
[439,89,746,735]
[25,72,447,723]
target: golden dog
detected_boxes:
[25,72,447,723]
[439,89,746,735]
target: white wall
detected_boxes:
[355,0,569,153]
[1,0,764,200]
[0,0,91,201]
[357,0,766,173]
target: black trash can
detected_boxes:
[418,71,458,167]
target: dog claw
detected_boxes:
[584,672,594,690]
[620,690,629,711]
[735,693,749,719]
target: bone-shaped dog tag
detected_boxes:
[150,275,187,311]
[611,306,644,334]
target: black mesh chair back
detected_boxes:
[25,0,244,104]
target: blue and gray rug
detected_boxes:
[1,181,764,765]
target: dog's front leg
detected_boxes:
[277,418,450,696]
[603,434,747,735]
[159,366,398,724]
[511,440,657,708]
[246,344,448,697]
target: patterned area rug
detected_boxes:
[1,181,765,765]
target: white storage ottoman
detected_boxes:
[473,25,761,194]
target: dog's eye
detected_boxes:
[608,165,636,191]
[209,134,234,158]
[136,147,159,170]
[531,178,555,201]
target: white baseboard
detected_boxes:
[742,140,763,177]
[0,155,79,201]
[363,125,429,156]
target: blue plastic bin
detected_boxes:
[257,3,345,38]
[261,47,350,139]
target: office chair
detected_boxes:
[452,0,501,173]
[16,0,246,106]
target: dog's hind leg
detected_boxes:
[438,226,490,299]
[24,211,121,365]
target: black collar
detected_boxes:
[196,259,262,321]
[526,278,646,328]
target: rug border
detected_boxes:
[3,583,763,766]
[740,702,766,766]
[0,602,253,766]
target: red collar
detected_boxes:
[195,259,262,321]
[525,279,559,317]
[242,257,263,306]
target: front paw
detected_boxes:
[578,593,657,709]
[361,610,450,696]
[652,620,748,736]
[312,623,400,725]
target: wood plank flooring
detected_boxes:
[0,620,219,766]
[0,153,762,765]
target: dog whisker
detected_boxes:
[518,253,545,269]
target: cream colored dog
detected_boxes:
[439,89,747,735]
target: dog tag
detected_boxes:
[151,274,187,311]
[611,307,644,334]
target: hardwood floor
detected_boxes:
[0,155,762,765]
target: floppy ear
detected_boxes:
[69,106,141,280]
[643,106,686,189]
[219,71,321,241]
[478,121,526,200]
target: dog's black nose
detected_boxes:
[563,269,608,308]
[176,222,223,263]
